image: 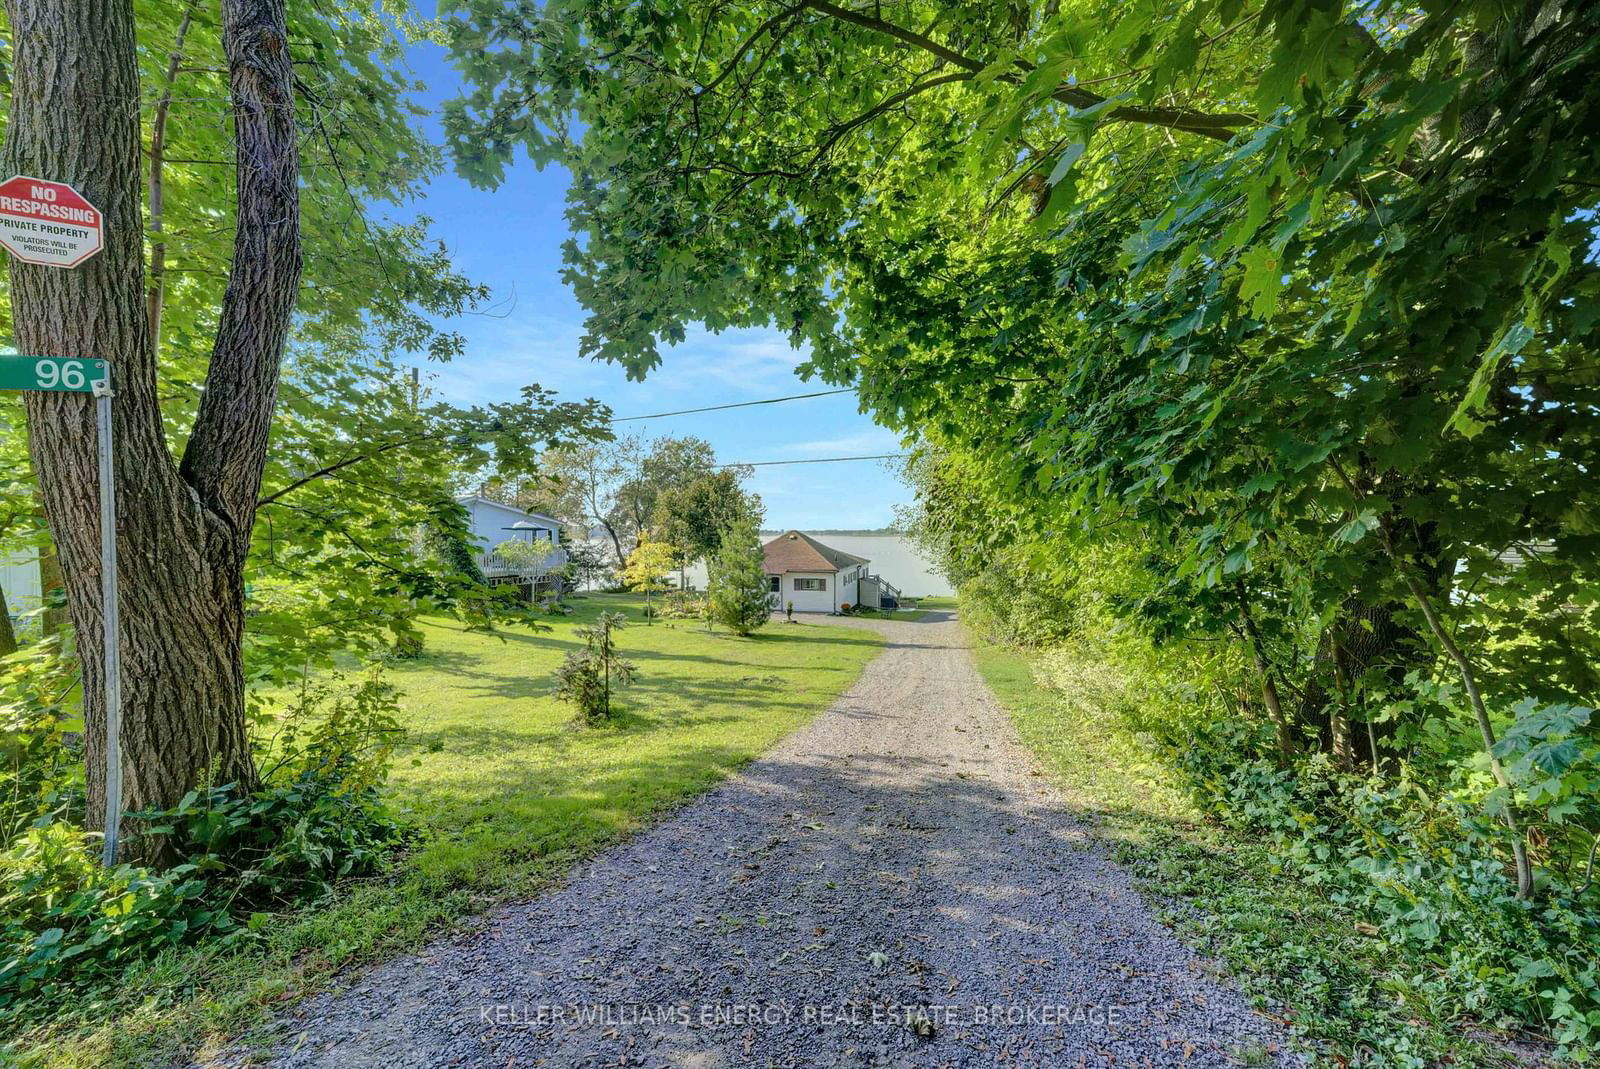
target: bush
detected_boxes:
[1032,632,1600,1051]
[659,590,705,619]
[391,629,426,659]
[1168,728,1600,1047]
[0,641,81,845]
[958,549,1087,648]
[0,669,404,1012]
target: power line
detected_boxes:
[612,387,854,423]
[722,453,907,468]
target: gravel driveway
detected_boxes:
[221,611,1295,1068]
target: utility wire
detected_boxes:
[612,387,853,423]
[722,453,907,468]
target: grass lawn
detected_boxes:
[971,639,1530,1068]
[14,594,881,1068]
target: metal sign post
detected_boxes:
[0,355,121,864]
[93,375,122,865]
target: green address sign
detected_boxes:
[0,355,107,393]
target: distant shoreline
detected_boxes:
[760,529,906,537]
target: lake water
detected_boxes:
[687,532,954,598]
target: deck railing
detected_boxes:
[478,547,567,579]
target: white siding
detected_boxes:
[691,533,953,597]
[465,498,562,553]
[774,571,840,613]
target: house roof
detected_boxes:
[762,530,869,574]
[455,494,564,529]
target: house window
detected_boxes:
[794,578,826,591]
[768,576,780,593]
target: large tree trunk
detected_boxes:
[4,0,301,848]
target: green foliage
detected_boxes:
[1172,735,1600,1050]
[551,612,636,721]
[0,641,81,843]
[955,525,1600,1054]
[658,589,707,620]
[0,671,403,1013]
[978,637,1550,1065]
[445,0,1600,930]
[248,360,608,684]
[563,541,612,590]
[654,469,760,570]
[706,513,771,636]
[0,0,612,695]
[622,538,676,624]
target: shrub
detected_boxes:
[659,590,705,619]
[0,641,81,846]
[0,669,404,1012]
[551,612,635,722]
[391,629,426,659]
[1167,729,1600,1048]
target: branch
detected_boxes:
[802,0,1256,141]
[697,4,808,95]
[694,70,972,183]
[256,432,441,508]
[179,0,303,535]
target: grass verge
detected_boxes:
[970,638,1544,1068]
[10,594,881,1068]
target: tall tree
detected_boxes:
[707,511,770,636]
[653,468,758,586]
[5,0,303,830]
[613,435,718,548]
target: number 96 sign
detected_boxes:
[0,355,107,393]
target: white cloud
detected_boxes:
[775,427,902,457]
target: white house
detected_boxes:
[762,530,901,613]
[456,494,568,595]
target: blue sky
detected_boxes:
[391,30,910,531]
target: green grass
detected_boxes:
[971,639,1533,1068]
[13,594,881,1068]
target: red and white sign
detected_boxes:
[0,175,103,268]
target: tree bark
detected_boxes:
[0,581,17,657]
[33,497,66,637]
[5,0,300,847]
[601,519,625,568]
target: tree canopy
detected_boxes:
[442,0,1600,904]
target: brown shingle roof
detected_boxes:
[761,530,869,574]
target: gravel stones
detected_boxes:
[210,612,1296,1069]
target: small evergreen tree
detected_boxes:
[707,513,771,636]
[551,611,635,721]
